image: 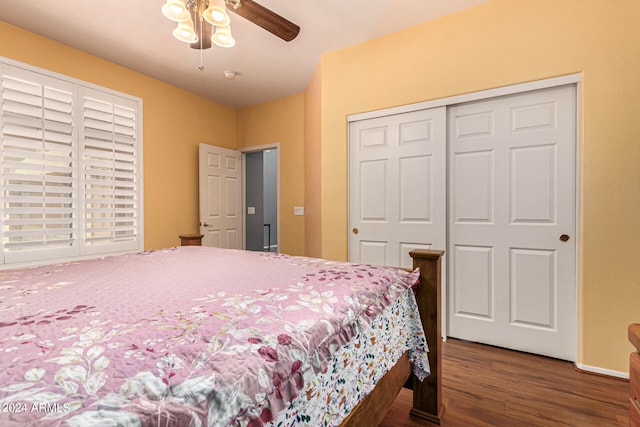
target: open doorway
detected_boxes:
[244,147,278,252]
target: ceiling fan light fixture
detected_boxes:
[162,0,191,22]
[173,20,199,43]
[203,0,230,27]
[162,0,299,65]
[212,25,235,48]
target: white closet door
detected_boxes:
[448,85,576,360]
[349,108,446,269]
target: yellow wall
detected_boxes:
[316,0,640,372]
[236,94,306,255]
[0,22,237,250]
[304,64,323,258]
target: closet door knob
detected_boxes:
[559,234,570,242]
[352,228,359,235]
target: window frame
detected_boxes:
[0,57,144,267]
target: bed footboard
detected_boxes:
[340,249,444,426]
[410,249,444,424]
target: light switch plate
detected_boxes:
[248,206,256,215]
[294,206,304,216]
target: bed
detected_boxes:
[0,246,443,426]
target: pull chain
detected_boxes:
[198,8,204,71]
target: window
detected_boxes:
[0,62,143,265]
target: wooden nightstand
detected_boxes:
[179,234,204,246]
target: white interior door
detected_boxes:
[448,85,576,360]
[198,143,243,249]
[348,107,446,269]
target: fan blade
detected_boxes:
[228,0,300,42]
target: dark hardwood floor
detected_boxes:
[381,338,629,427]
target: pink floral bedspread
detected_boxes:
[0,247,427,426]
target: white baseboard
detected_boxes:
[574,362,629,379]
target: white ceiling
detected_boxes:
[0,0,489,108]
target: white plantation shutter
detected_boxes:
[80,88,139,254]
[0,60,142,265]
[0,66,77,263]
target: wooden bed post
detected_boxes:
[409,249,444,424]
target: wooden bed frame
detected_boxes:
[341,249,444,426]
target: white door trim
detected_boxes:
[348,73,581,123]
[239,143,281,253]
[346,75,581,361]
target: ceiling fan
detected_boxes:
[226,0,299,42]
[162,0,300,50]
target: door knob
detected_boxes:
[559,234,570,242]
[201,222,210,227]
[352,228,359,235]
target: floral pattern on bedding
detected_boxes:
[269,288,429,427]
[0,247,429,426]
